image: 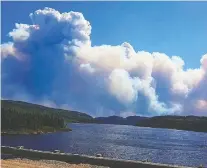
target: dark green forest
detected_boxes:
[2,106,65,130]
[1,100,94,134]
[136,115,207,132]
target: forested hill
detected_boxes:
[2,100,207,133]
[1,100,94,123]
[136,115,207,132]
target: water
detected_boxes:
[2,123,207,167]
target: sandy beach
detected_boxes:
[1,158,109,168]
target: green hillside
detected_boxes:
[2,100,94,123]
[1,100,94,135]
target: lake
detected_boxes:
[2,123,207,167]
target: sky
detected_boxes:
[1,1,207,117]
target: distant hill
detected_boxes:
[95,115,207,132]
[136,115,207,132]
[2,100,207,133]
[2,100,148,125]
[95,115,148,125]
[1,100,94,123]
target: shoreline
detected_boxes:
[2,146,194,168]
[70,123,207,133]
[1,127,72,135]
[2,122,207,136]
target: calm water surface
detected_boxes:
[2,123,207,167]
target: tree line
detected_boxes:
[2,107,65,130]
[136,115,207,132]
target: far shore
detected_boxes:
[1,127,72,136]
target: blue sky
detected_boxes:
[1,2,207,116]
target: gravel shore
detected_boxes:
[1,158,110,168]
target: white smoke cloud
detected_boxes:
[120,111,136,118]
[80,63,95,73]
[108,69,139,105]
[1,7,207,116]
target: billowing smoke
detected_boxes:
[1,7,207,116]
